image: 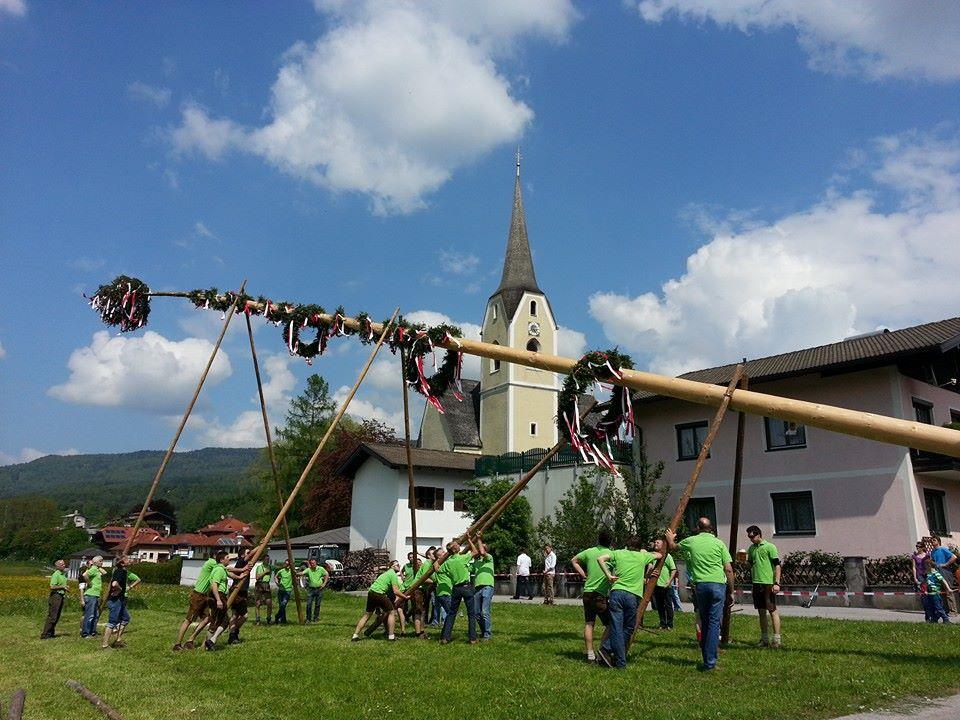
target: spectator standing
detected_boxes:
[274,560,294,624]
[543,544,557,605]
[921,557,952,623]
[746,525,782,648]
[254,558,273,625]
[300,558,329,623]
[40,559,70,639]
[471,539,495,639]
[911,541,928,589]
[930,536,958,614]
[81,556,105,638]
[652,539,677,630]
[666,518,734,671]
[513,550,533,600]
[102,556,130,649]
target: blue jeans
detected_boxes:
[441,584,476,642]
[473,585,494,638]
[601,589,639,669]
[275,589,290,623]
[306,587,323,621]
[106,598,130,628]
[434,593,450,626]
[671,586,683,610]
[924,594,949,622]
[82,595,99,636]
[695,582,726,669]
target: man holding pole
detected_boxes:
[571,529,613,663]
[438,538,481,645]
[352,560,407,642]
[228,549,251,644]
[472,538,495,639]
[746,525,782,648]
[666,518,734,671]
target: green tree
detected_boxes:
[624,443,670,541]
[462,477,534,564]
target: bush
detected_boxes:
[128,556,183,585]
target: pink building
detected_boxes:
[632,317,960,558]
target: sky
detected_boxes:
[1,0,959,464]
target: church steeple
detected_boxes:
[491,147,541,319]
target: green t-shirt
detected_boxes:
[209,564,228,594]
[256,563,272,585]
[609,549,657,596]
[276,568,294,591]
[83,566,103,597]
[50,569,69,593]
[370,568,400,594]
[193,558,217,593]
[574,546,613,596]
[434,564,453,598]
[401,562,415,589]
[442,553,472,586]
[656,554,677,588]
[747,539,779,585]
[471,554,495,587]
[305,566,328,588]
[414,559,433,585]
[678,533,732,585]
[125,571,140,598]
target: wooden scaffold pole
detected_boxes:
[722,366,749,645]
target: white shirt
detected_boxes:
[516,553,531,576]
[544,551,557,574]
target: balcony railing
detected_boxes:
[912,449,960,474]
[474,439,632,478]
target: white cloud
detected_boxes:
[439,249,480,275]
[48,330,233,413]
[170,0,576,213]
[163,168,179,190]
[366,357,401,389]
[0,447,79,466]
[194,221,217,240]
[333,385,406,433]
[634,0,960,81]
[589,129,960,376]
[127,81,172,107]
[406,309,482,379]
[0,340,6,359]
[557,326,587,359]
[0,0,26,17]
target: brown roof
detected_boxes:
[338,442,477,477]
[196,517,259,536]
[634,316,960,401]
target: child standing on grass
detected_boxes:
[922,557,951,623]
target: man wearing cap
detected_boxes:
[746,525,782,648]
[40,559,70,639]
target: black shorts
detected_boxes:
[207,596,229,629]
[365,591,394,614]
[232,596,248,617]
[752,583,777,611]
[582,591,611,624]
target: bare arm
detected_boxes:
[723,562,735,604]
[597,554,617,583]
[571,556,586,580]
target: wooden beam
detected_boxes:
[722,369,749,645]
[7,689,25,720]
[65,681,123,720]
[400,348,419,581]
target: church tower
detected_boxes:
[479,153,558,455]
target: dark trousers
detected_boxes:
[41,592,65,638]
[306,588,323,621]
[275,589,290,623]
[653,586,674,628]
[514,575,532,599]
[441,584,476,641]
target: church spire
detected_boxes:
[492,149,541,318]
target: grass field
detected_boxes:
[1,571,958,720]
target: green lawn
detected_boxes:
[0,574,957,720]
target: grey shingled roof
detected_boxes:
[268,526,350,549]
[489,173,542,318]
[431,378,481,448]
[634,316,960,401]
[337,442,477,477]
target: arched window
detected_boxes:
[530,299,537,316]
[491,341,501,373]
[526,338,540,353]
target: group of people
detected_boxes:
[911,535,959,623]
[511,544,558,603]
[40,554,142,648]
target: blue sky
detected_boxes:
[2,0,959,463]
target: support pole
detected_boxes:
[226,308,399,609]
[122,280,246,558]
[245,313,304,625]
[400,348,419,573]
[722,367,749,645]
[7,689,25,720]
[628,363,745,651]
[66,681,124,720]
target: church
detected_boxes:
[340,158,590,561]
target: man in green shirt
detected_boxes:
[175,551,222,650]
[571,528,613,663]
[666,518,734,671]
[471,538,495,639]
[596,536,664,669]
[81,556,105,638]
[254,558,273,625]
[651,538,677,630]
[746,525,782,648]
[41,559,70,639]
[439,538,481,645]
[352,560,407,641]
[274,559,294,625]
[298,558,329,623]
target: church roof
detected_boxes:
[431,379,481,448]
[490,168,542,319]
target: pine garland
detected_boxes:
[88,275,151,332]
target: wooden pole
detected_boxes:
[65,681,124,720]
[121,280,246,558]
[400,348,419,574]
[244,313,304,625]
[226,308,399,609]
[628,363,745,651]
[722,368,749,645]
[7,689,25,720]
[144,294,960,459]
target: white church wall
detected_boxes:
[392,469,474,561]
